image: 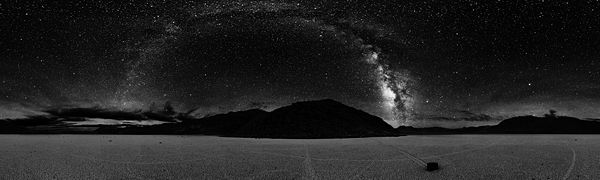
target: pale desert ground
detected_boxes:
[0,135,598,179]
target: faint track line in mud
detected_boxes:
[247,157,293,180]
[249,169,289,180]
[66,137,500,167]
[420,141,498,160]
[245,140,302,180]
[348,158,376,180]
[124,146,145,180]
[312,157,409,162]
[218,162,234,180]
[246,150,305,159]
[308,144,492,162]
[303,144,317,180]
[0,157,18,175]
[248,139,305,159]
[376,140,426,167]
[0,153,32,163]
[67,152,223,165]
[309,137,505,162]
[348,140,378,180]
[68,150,231,180]
[420,136,507,160]
[562,147,576,180]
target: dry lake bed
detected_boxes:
[0,135,598,179]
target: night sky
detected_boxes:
[2,0,600,127]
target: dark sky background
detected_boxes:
[2,0,599,127]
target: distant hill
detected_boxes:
[492,115,600,133]
[231,99,397,138]
[181,109,269,135]
[92,108,268,135]
[97,99,398,138]
[396,115,600,134]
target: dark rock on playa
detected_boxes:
[426,162,439,171]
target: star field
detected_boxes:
[1,0,600,127]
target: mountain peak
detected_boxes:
[233,99,397,138]
[290,99,343,106]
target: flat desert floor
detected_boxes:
[0,135,598,179]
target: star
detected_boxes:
[1,0,599,127]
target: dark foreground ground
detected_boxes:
[0,135,598,179]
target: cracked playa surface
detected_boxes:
[0,135,598,179]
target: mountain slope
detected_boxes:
[492,115,600,133]
[182,109,268,135]
[232,99,397,138]
[396,115,600,134]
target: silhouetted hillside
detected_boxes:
[95,99,399,138]
[93,109,268,135]
[492,115,600,133]
[182,109,269,135]
[396,115,600,134]
[232,99,397,138]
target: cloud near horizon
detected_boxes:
[0,101,47,119]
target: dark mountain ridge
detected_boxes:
[396,115,600,134]
[1,99,397,138]
[3,100,600,137]
[231,99,397,138]
[104,99,398,138]
[493,115,600,133]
